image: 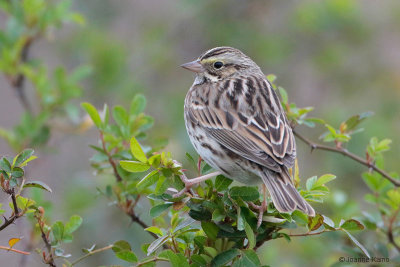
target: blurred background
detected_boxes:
[1,0,400,266]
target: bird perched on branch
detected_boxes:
[181,47,315,225]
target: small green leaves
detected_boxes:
[13,149,35,167]
[130,94,147,116]
[201,221,219,241]
[244,222,255,249]
[120,160,150,172]
[150,203,173,218]
[81,102,102,128]
[51,215,82,244]
[52,221,65,241]
[367,137,392,158]
[339,219,364,231]
[65,215,83,234]
[145,226,163,236]
[215,175,233,191]
[308,214,324,231]
[23,181,52,192]
[211,249,240,267]
[340,111,373,134]
[113,240,138,263]
[130,137,147,163]
[229,186,259,201]
[158,250,190,267]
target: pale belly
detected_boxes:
[185,118,261,185]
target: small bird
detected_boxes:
[181,47,315,223]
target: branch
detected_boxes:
[288,230,331,237]
[387,207,400,253]
[35,214,56,267]
[127,211,158,240]
[8,36,35,113]
[99,131,122,182]
[70,244,113,266]
[0,245,30,255]
[0,189,21,231]
[293,130,400,187]
[136,257,169,267]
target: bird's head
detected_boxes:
[181,47,260,83]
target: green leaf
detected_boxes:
[0,158,11,172]
[130,94,147,116]
[244,222,255,249]
[266,74,277,83]
[159,250,190,267]
[322,215,335,229]
[215,175,233,191]
[204,247,218,258]
[65,215,83,234]
[308,214,324,231]
[235,250,262,267]
[23,181,52,192]
[340,219,364,231]
[145,226,163,236]
[113,240,132,253]
[386,189,400,209]
[120,160,150,172]
[13,149,34,167]
[149,203,172,218]
[130,137,147,163]
[212,209,225,222]
[229,186,259,201]
[306,176,317,191]
[278,86,288,104]
[11,167,24,178]
[211,249,240,267]
[313,174,336,188]
[81,102,102,128]
[137,170,159,191]
[112,105,129,126]
[201,221,219,241]
[116,251,138,263]
[147,235,169,255]
[342,229,371,258]
[52,221,64,241]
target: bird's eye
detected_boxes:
[213,61,224,69]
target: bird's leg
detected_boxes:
[257,185,268,228]
[197,156,202,175]
[173,171,222,198]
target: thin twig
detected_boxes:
[387,207,400,253]
[70,244,113,266]
[35,214,56,267]
[99,131,122,182]
[127,212,158,239]
[293,130,400,187]
[0,189,21,231]
[0,245,30,255]
[136,257,169,266]
[288,230,331,237]
[8,36,35,113]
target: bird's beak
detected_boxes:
[180,60,205,73]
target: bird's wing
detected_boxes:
[187,76,296,172]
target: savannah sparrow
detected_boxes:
[181,47,315,219]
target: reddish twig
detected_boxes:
[0,189,22,231]
[0,245,30,255]
[99,131,122,182]
[387,207,400,253]
[293,130,400,187]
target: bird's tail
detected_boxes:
[260,169,315,216]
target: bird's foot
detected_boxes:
[173,171,222,198]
